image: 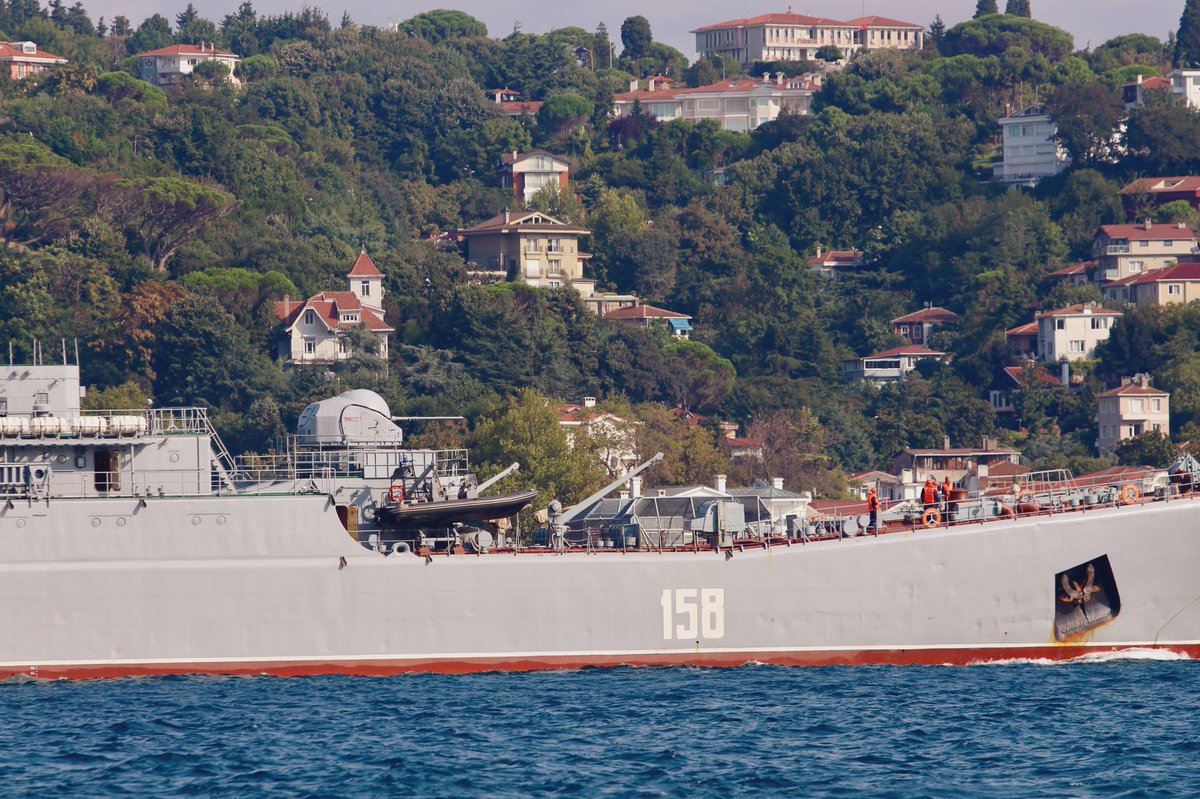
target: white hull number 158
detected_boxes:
[660,588,725,640]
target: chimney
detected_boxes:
[981,436,995,451]
[648,77,656,91]
[631,476,643,498]
[502,207,510,224]
[715,474,727,493]
[630,77,638,91]
[762,72,770,84]
[942,435,951,450]
[1137,74,1143,85]
[583,396,596,408]
[1179,221,1188,229]
[1135,373,1151,387]
[1144,218,1153,230]
[283,293,290,315]
[1121,376,1133,387]
[772,477,784,490]
[775,71,784,85]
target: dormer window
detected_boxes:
[342,313,359,323]
[304,309,315,325]
[360,280,371,296]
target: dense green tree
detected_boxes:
[103,177,235,271]
[1005,0,1031,17]
[942,15,1072,60]
[619,15,652,59]
[1124,101,1200,175]
[1113,431,1178,467]
[975,0,998,17]
[1045,81,1123,166]
[127,14,174,53]
[1177,0,1200,67]
[401,10,486,42]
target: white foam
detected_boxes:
[965,647,1193,667]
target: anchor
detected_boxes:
[1059,562,1100,605]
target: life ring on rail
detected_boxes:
[922,507,941,528]
[1120,484,1141,504]
[388,482,406,503]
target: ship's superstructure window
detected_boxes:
[0,398,6,416]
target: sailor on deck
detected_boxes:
[867,486,880,532]
[922,478,938,512]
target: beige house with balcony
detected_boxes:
[1092,222,1198,282]
[692,12,923,67]
[1096,375,1170,454]
[1115,262,1200,306]
[459,210,594,298]
[1035,304,1122,363]
[498,151,570,205]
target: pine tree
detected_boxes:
[974,0,998,17]
[1177,0,1200,67]
[1005,0,1031,16]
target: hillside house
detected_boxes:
[843,345,944,384]
[274,251,392,364]
[807,248,865,276]
[1044,261,1094,287]
[558,398,640,475]
[458,209,594,298]
[1119,176,1200,215]
[1121,74,1172,109]
[1035,304,1122,362]
[692,12,923,68]
[1096,375,1170,454]
[1168,68,1200,108]
[995,103,1069,185]
[498,151,569,205]
[489,88,543,119]
[1005,321,1039,358]
[601,303,693,338]
[1116,261,1200,306]
[1092,221,1198,282]
[893,437,1021,485]
[138,43,242,87]
[891,306,960,346]
[989,363,1062,415]
[612,73,817,132]
[0,41,66,79]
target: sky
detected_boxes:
[89,0,1184,59]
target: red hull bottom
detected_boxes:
[5,644,1198,680]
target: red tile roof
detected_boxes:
[807,249,864,266]
[1120,176,1200,195]
[1003,366,1061,388]
[846,15,922,28]
[1098,223,1198,241]
[1126,261,1200,284]
[1046,261,1095,277]
[346,250,383,278]
[863,345,944,359]
[557,404,633,425]
[459,210,588,235]
[275,292,393,332]
[1098,382,1168,397]
[137,43,239,58]
[603,304,691,321]
[1035,304,1122,318]
[1120,76,1172,90]
[692,13,847,32]
[725,437,763,449]
[500,100,543,116]
[612,89,680,102]
[891,307,960,325]
[1005,321,1039,336]
[676,77,818,95]
[670,407,705,427]
[986,460,1031,477]
[0,41,66,62]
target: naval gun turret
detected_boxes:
[296,389,404,447]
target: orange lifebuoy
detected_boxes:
[388,482,406,503]
[922,507,941,528]
[1121,484,1141,504]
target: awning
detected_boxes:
[668,318,693,332]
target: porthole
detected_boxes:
[216,516,227,526]
[169,452,180,464]
[15,519,26,529]
[191,516,201,526]
[90,517,101,528]
[116,517,127,528]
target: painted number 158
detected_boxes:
[660,588,725,640]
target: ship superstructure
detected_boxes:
[2,353,1200,679]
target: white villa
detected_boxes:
[611,73,818,132]
[138,43,242,87]
[558,398,640,475]
[995,103,1069,185]
[274,251,393,365]
[1034,304,1122,363]
[691,12,923,67]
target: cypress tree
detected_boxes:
[1177,0,1200,67]
[974,0,998,17]
[1005,0,1031,16]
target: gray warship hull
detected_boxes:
[2,492,1199,678]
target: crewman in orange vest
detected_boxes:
[942,476,953,506]
[867,486,880,532]
[922,478,937,511]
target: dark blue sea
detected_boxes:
[2,653,1198,798]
